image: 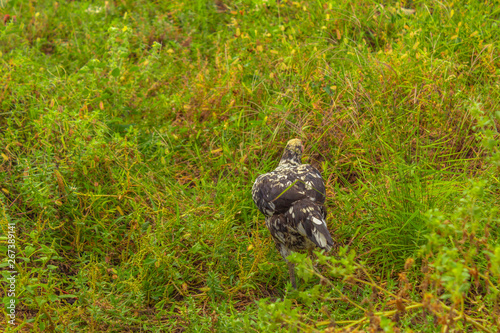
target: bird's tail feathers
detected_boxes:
[308,213,334,251]
[286,199,334,251]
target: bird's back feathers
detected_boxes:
[252,164,326,217]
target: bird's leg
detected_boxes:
[287,260,297,289]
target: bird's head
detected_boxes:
[279,138,304,166]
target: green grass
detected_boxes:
[1,0,500,331]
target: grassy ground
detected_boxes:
[1,0,500,331]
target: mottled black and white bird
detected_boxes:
[252,138,334,288]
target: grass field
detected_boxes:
[1,0,500,331]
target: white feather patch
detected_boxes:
[311,216,323,225]
[312,228,327,248]
[297,222,307,236]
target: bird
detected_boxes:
[252,138,334,288]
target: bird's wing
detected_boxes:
[285,199,333,251]
[252,174,281,216]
